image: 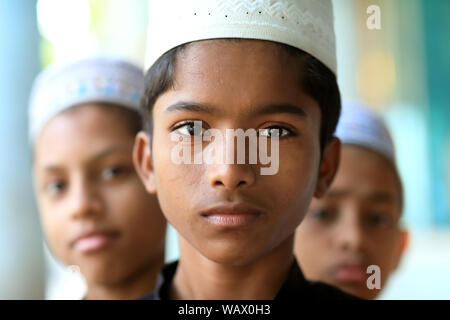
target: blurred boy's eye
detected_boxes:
[259,125,294,138]
[172,121,207,137]
[366,211,393,228]
[45,180,67,196]
[310,208,336,222]
[102,166,127,180]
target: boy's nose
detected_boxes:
[334,209,367,253]
[205,128,257,190]
[69,178,104,220]
[207,163,256,190]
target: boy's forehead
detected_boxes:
[154,44,321,123]
[329,146,402,204]
[173,40,304,95]
[151,40,323,129]
[179,39,301,69]
[35,106,134,156]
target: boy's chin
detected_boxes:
[78,260,130,285]
[196,241,268,267]
[204,253,260,267]
[83,268,130,287]
[339,283,380,300]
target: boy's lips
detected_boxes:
[71,229,120,253]
[331,263,368,284]
[200,203,264,228]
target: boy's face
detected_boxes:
[34,104,166,286]
[135,40,339,266]
[295,145,407,299]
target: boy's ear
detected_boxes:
[393,229,409,270]
[314,137,341,198]
[133,131,157,194]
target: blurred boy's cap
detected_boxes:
[335,102,396,163]
[29,57,144,143]
[145,0,337,74]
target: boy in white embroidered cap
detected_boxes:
[134,0,358,299]
[295,102,408,299]
[30,57,167,300]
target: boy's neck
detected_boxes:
[84,254,164,300]
[170,236,295,300]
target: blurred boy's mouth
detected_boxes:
[331,262,368,284]
[200,203,264,228]
[71,229,120,253]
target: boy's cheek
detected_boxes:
[277,149,319,190]
[155,165,204,207]
[40,213,69,261]
[38,203,57,235]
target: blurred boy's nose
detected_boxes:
[69,176,104,220]
[334,205,367,253]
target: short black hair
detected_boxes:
[141,39,341,151]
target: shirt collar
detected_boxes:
[150,259,309,300]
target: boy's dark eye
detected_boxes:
[172,120,206,137]
[259,125,294,138]
[102,166,126,180]
[311,208,336,222]
[45,180,67,196]
[366,211,393,228]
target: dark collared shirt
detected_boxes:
[139,259,360,300]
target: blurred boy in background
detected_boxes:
[295,102,408,299]
[29,57,166,299]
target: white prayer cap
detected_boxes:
[146,0,337,75]
[335,102,396,163]
[29,57,144,143]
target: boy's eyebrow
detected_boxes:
[326,189,349,198]
[165,101,221,115]
[367,191,396,203]
[43,146,130,171]
[328,189,397,205]
[164,101,307,118]
[91,146,131,162]
[251,103,308,118]
[43,165,63,173]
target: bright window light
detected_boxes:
[37,0,91,43]
[37,0,94,62]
